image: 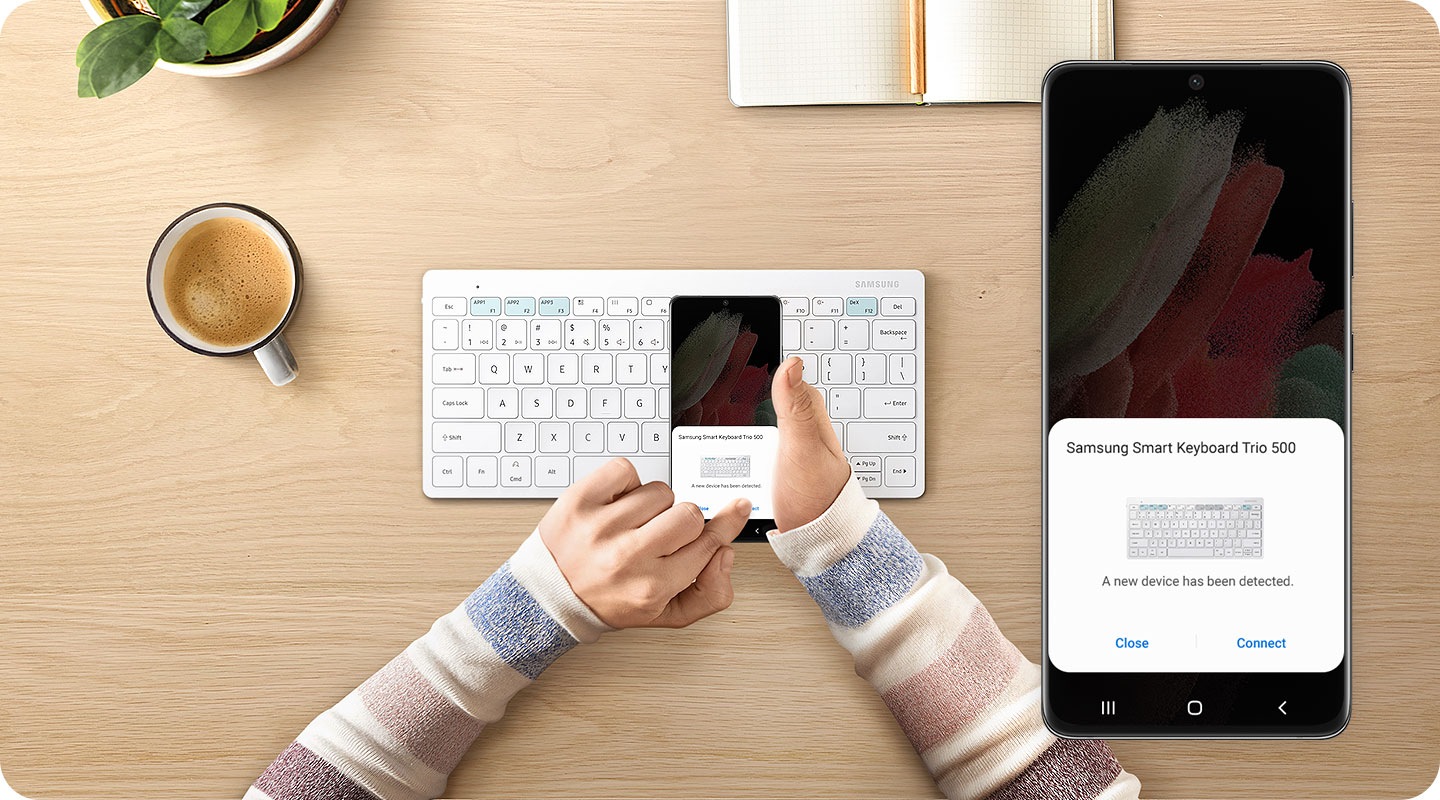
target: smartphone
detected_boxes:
[669,296,782,540]
[1042,62,1351,738]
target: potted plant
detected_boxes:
[74,0,344,98]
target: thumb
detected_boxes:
[772,356,840,453]
[653,546,736,628]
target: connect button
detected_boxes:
[1237,637,1288,649]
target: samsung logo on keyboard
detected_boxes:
[854,280,901,288]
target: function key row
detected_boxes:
[434,296,919,318]
[435,297,672,317]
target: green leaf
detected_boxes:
[76,15,161,98]
[255,0,286,31]
[151,0,213,19]
[157,16,207,63]
[203,0,257,56]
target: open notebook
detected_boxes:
[727,0,1113,106]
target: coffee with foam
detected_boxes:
[163,217,292,348]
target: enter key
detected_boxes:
[863,388,917,419]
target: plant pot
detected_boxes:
[80,0,344,77]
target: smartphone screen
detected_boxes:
[670,296,781,538]
[1042,63,1350,737]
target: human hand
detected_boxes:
[771,356,851,532]
[539,458,751,629]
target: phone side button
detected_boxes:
[1351,333,1355,373]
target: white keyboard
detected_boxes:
[423,270,925,499]
[1127,498,1264,559]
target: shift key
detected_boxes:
[846,422,916,453]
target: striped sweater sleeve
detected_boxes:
[244,531,611,800]
[768,479,1143,800]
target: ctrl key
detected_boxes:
[432,456,463,487]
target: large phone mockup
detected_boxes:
[670,296,782,541]
[1042,62,1351,738]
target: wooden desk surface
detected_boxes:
[2,0,1438,797]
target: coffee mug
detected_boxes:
[147,203,303,386]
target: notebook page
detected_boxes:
[922,0,1111,104]
[727,0,917,106]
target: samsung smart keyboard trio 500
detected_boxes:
[422,269,925,499]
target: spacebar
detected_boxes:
[574,456,670,486]
[1167,548,1217,557]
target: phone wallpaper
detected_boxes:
[672,309,778,427]
[1048,97,1346,429]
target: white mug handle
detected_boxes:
[255,334,298,386]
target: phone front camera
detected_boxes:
[1189,73,1205,91]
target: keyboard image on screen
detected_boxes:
[1126,498,1264,559]
[700,456,751,479]
[423,270,925,499]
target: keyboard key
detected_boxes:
[535,456,570,487]
[855,354,886,384]
[465,456,498,487]
[641,422,668,453]
[885,456,916,487]
[854,472,882,487]
[531,319,562,350]
[641,297,669,316]
[616,353,648,385]
[812,297,843,317]
[782,320,801,351]
[539,421,569,453]
[888,353,917,384]
[633,319,663,350]
[557,388,586,418]
[502,456,531,487]
[828,387,860,419]
[608,297,639,316]
[522,387,553,419]
[462,319,493,349]
[873,320,917,350]
[506,421,536,453]
[575,456,668,485]
[832,421,844,449]
[625,387,655,419]
[846,297,878,316]
[538,297,571,316]
[847,422,917,452]
[548,353,579,384]
[487,387,519,419]
[469,297,501,316]
[850,456,881,473]
[432,354,475,385]
[566,319,596,349]
[495,320,524,350]
[433,319,458,350]
[432,456,463,487]
[513,353,545,385]
[650,353,669,384]
[592,387,622,419]
[599,319,630,350]
[582,353,613,384]
[608,422,640,453]
[433,297,466,316]
[838,320,869,350]
[433,422,501,453]
[504,297,536,316]
[433,388,484,418]
[864,388,917,419]
[573,297,604,316]
[821,353,853,384]
[781,297,809,316]
[574,422,605,453]
[658,391,670,420]
[803,320,835,350]
[881,297,916,316]
[478,353,510,384]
